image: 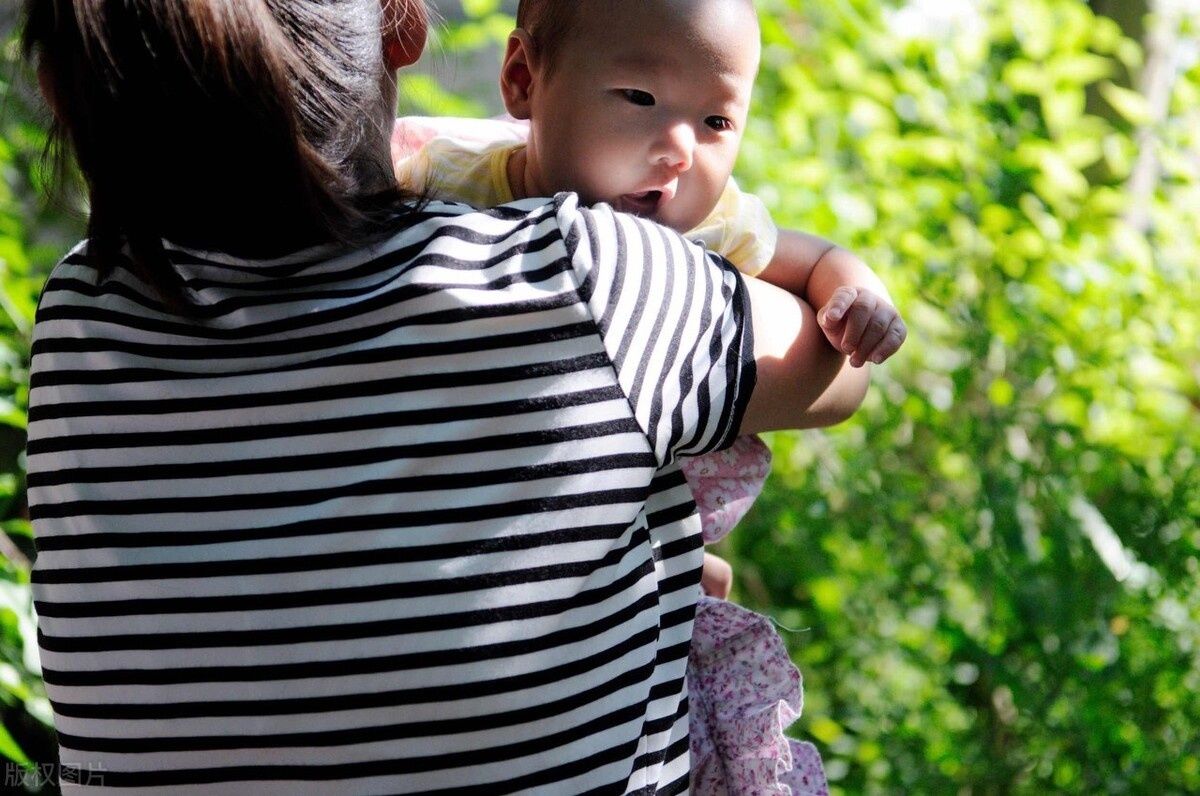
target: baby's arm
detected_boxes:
[758,230,907,368]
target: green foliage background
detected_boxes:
[2,0,1198,792]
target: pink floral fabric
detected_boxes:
[682,434,773,544]
[683,436,822,793]
[689,597,829,796]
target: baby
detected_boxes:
[394,0,905,792]
[398,0,904,370]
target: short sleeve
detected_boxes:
[687,178,779,277]
[555,193,756,466]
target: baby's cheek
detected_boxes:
[571,148,632,202]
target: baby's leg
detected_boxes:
[701,552,733,598]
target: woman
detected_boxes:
[22,1,867,792]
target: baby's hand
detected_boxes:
[816,286,907,368]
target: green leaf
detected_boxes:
[1099,81,1153,125]
[460,0,501,18]
[1001,60,1045,95]
[0,720,30,766]
[397,74,486,118]
[1047,53,1114,85]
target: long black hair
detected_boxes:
[22,0,424,309]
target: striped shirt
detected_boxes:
[26,194,755,795]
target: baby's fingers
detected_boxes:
[837,291,879,360]
[817,286,859,329]
[862,316,908,365]
[850,312,893,367]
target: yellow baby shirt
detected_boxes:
[395,130,778,277]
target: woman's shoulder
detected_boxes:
[373,196,573,259]
[395,193,703,263]
[388,194,611,257]
[409,195,562,229]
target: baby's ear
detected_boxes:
[499,29,538,120]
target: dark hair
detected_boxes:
[22,0,421,310]
[515,0,583,72]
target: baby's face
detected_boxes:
[525,0,760,233]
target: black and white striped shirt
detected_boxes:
[27,194,755,794]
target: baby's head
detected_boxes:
[502,0,761,233]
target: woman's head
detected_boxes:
[23,0,427,302]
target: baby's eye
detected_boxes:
[620,89,656,106]
[705,115,734,132]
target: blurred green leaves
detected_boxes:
[731,0,1199,792]
[0,28,65,780]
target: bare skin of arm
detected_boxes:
[737,275,870,436]
[758,230,907,369]
[711,278,865,596]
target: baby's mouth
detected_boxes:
[617,190,664,217]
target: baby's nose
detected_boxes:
[654,123,695,171]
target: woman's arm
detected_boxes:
[737,275,870,435]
